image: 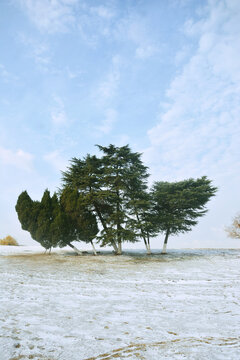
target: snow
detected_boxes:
[0,246,240,359]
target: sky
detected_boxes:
[0,0,240,249]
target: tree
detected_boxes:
[16,190,60,251]
[97,144,154,254]
[122,151,156,254]
[0,235,19,246]
[151,176,217,253]
[97,145,138,254]
[16,191,41,244]
[16,189,86,254]
[61,145,152,254]
[226,213,240,239]
[60,188,99,255]
[35,190,59,251]
[61,154,118,253]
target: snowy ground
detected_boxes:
[0,246,240,360]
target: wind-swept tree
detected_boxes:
[226,213,240,239]
[151,176,217,253]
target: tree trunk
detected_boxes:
[93,201,118,253]
[111,242,118,253]
[135,211,151,254]
[68,243,83,255]
[117,241,122,255]
[143,239,149,253]
[91,241,97,256]
[162,228,170,254]
[147,235,151,255]
[116,189,122,255]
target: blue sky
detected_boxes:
[0,0,240,248]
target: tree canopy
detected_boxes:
[16,144,217,254]
[61,144,151,254]
[151,177,217,253]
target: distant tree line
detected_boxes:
[16,144,217,254]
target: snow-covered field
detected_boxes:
[0,246,240,360]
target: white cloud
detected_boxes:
[115,16,160,60]
[135,45,159,59]
[96,55,121,105]
[19,34,51,70]
[0,147,34,171]
[145,0,240,183]
[66,66,83,79]
[43,150,67,171]
[51,110,67,125]
[98,70,120,103]
[0,64,18,83]
[93,56,121,136]
[76,3,117,45]
[95,108,117,135]
[51,96,68,125]
[89,6,115,19]
[20,0,77,33]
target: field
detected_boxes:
[0,247,240,360]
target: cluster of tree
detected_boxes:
[16,144,217,254]
[226,213,240,239]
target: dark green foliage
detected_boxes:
[16,188,98,250]
[16,190,61,250]
[61,145,151,253]
[97,145,140,249]
[16,144,218,254]
[96,144,154,252]
[61,154,114,249]
[16,191,41,242]
[35,190,56,249]
[59,188,98,247]
[151,176,218,250]
[15,191,34,231]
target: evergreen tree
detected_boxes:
[15,191,34,231]
[16,191,41,244]
[16,189,76,252]
[61,154,118,253]
[97,144,151,254]
[151,176,217,253]
[122,150,155,254]
[35,189,57,251]
[60,188,99,254]
[61,145,153,254]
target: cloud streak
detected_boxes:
[20,0,77,33]
[43,150,67,171]
[51,96,68,126]
[145,0,240,182]
[0,147,34,171]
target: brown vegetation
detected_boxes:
[0,235,19,246]
[226,213,240,239]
